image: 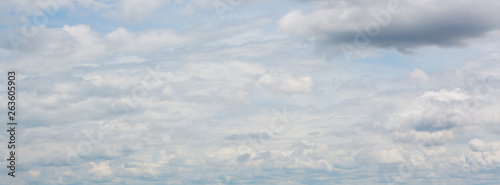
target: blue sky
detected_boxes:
[1,0,500,184]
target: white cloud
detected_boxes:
[256,72,313,94]
[29,169,40,177]
[115,0,165,22]
[104,27,194,53]
[88,161,113,177]
[420,88,469,102]
[409,68,430,85]
[466,138,500,170]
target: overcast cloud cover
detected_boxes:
[1,0,500,184]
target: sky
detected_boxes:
[1,0,500,184]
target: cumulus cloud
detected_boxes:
[466,138,500,172]
[383,88,473,132]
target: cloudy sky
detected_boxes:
[1,0,500,184]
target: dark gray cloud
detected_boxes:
[280,0,500,53]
